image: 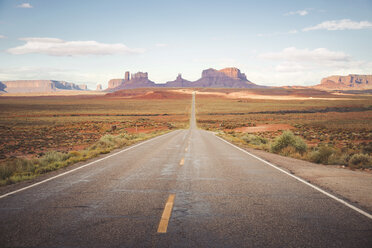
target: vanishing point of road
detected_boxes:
[0,93,371,247]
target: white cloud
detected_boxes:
[258,47,350,62]
[303,19,372,31]
[285,10,308,16]
[7,37,145,56]
[0,35,7,39]
[254,47,372,86]
[17,3,33,8]
[155,43,168,47]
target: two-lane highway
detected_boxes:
[0,93,371,247]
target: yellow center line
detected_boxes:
[179,158,185,166]
[157,194,176,233]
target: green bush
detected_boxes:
[242,134,268,146]
[270,131,307,154]
[39,151,70,166]
[349,153,371,168]
[309,145,335,164]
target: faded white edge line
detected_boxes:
[0,130,180,200]
[214,135,372,220]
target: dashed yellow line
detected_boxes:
[157,194,176,233]
[179,158,185,166]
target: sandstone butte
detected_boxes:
[313,74,372,90]
[106,67,263,92]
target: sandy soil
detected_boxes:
[1,91,106,96]
[245,148,372,213]
[185,89,354,100]
[124,127,168,133]
[234,124,294,133]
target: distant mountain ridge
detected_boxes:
[0,80,88,93]
[106,67,263,91]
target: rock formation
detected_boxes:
[314,74,372,90]
[191,67,259,88]
[108,79,125,89]
[96,84,102,91]
[0,80,88,93]
[106,71,156,91]
[125,71,130,81]
[164,74,192,87]
[106,67,263,91]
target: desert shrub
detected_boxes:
[328,153,349,165]
[349,153,371,169]
[270,131,307,154]
[242,134,268,146]
[309,145,335,164]
[39,151,69,166]
[0,164,15,181]
[98,134,117,148]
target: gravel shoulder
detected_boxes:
[245,147,372,213]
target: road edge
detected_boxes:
[0,130,180,199]
[214,134,372,220]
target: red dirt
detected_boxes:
[234,124,294,133]
[105,88,190,99]
[124,126,168,133]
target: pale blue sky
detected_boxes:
[0,0,371,89]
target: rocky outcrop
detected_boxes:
[162,68,261,88]
[314,74,372,90]
[108,79,125,89]
[96,84,102,91]
[191,67,259,88]
[164,74,192,87]
[0,80,88,93]
[131,72,148,79]
[106,71,156,91]
[106,67,263,91]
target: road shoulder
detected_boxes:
[244,147,372,213]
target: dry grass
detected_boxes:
[196,89,372,169]
[0,90,191,185]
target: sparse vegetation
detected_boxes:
[0,131,169,186]
[270,131,307,154]
[0,91,191,185]
[198,90,372,170]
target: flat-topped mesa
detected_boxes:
[0,80,88,93]
[218,67,248,81]
[314,74,372,90]
[194,67,258,88]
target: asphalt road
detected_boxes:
[0,93,371,247]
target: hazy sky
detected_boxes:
[0,0,371,89]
